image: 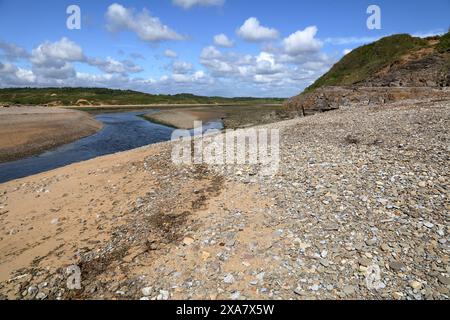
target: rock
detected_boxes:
[157,290,169,300]
[141,287,152,297]
[310,284,320,291]
[359,257,372,267]
[223,274,235,284]
[393,292,404,299]
[320,259,330,267]
[437,275,450,286]
[182,237,194,246]
[230,291,241,300]
[35,292,47,300]
[410,281,422,291]
[423,221,434,229]
[27,286,38,298]
[294,287,303,295]
[343,285,356,295]
[389,261,405,271]
[418,181,427,188]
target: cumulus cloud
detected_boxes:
[172,0,225,9]
[0,41,29,61]
[237,18,279,42]
[214,34,234,48]
[283,26,323,55]
[172,61,193,74]
[0,62,36,85]
[164,49,178,58]
[106,3,185,42]
[87,57,143,74]
[30,37,85,67]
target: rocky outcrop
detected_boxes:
[285,87,450,116]
[285,34,450,116]
[361,48,450,88]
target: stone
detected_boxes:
[27,286,38,298]
[294,287,303,295]
[389,261,405,271]
[223,274,235,284]
[359,257,372,267]
[410,281,422,291]
[310,284,320,291]
[157,290,169,300]
[230,291,241,300]
[141,287,152,297]
[423,222,434,229]
[35,292,47,300]
[182,237,194,246]
[437,275,450,286]
[393,292,404,299]
[343,285,356,295]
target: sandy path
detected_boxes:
[0,107,102,163]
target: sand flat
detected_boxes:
[0,106,103,163]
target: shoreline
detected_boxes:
[0,98,448,300]
[0,107,103,164]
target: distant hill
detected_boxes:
[304,32,450,94]
[0,87,284,106]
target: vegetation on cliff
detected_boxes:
[303,32,450,94]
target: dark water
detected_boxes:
[0,109,223,184]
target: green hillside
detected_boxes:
[0,87,284,106]
[303,34,434,94]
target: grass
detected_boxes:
[436,31,450,53]
[0,87,284,106]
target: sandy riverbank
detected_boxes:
[0,107,103,163]
[143,109,225,129]
[0,98,448,300]
[143,104,287,129]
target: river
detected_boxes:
[0,109,223,183]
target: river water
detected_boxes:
[0,109,223,183]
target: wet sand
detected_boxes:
[143,109,225,129]
[143,105,286,130]
[0,107,103,163]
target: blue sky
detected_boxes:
[0,0,448,97]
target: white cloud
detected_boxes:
[164,49,178,58]
[237,17,279,42]
[30,37,84,67]
[283,26,323,55]
[0,41,29,61]
[214,34,234,48]
[343,48,352,55]
[173,0,225,9]
[0,62,36,85]
[412,29,445,38]
[324,36,382,45]
[87,57,143,74]
[106,3,185,42]
[172,61,193,74]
